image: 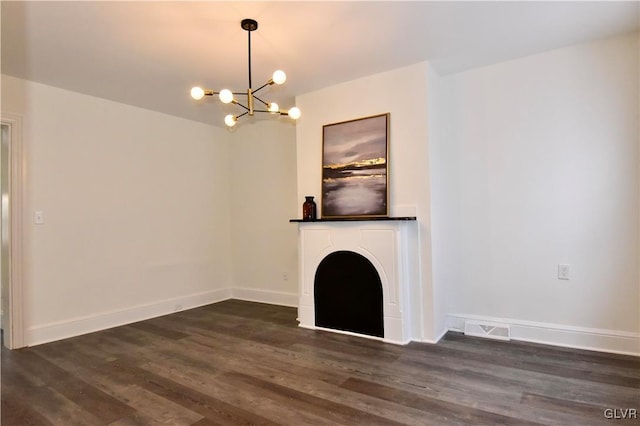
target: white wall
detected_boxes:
[1,75,233,345]
[229,119,299,306]
[295,62,437,341]
[433,33,639,354]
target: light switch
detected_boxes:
[34,210,44,225]
[558,264,570,280]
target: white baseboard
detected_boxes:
[231,287,298,307]
[26,288,232,347]
[420,327,449,345]
[447,313,640,357]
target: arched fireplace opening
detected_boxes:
[314,250,384,338]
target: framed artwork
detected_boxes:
[322,113,389,218]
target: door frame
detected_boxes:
[1,112,25,349]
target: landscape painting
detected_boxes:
[322,113,389,218]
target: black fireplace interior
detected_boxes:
[314,250,384,338]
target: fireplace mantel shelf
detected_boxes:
[290,217,416,223]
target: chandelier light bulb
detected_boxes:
[272,70,286,85]
[190,86,205,100]
[288,107,301,120]
[268,102,279,113]
[224,114,237,127]
[219,89,234,104]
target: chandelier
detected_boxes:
[190,18,301,127]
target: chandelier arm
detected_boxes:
[234,102,250,111]
[253,81,272,94]
[214,91,249,97]
[252,94,270,107]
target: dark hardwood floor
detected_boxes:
[2,300,638,425]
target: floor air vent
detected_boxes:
[464,320,511,341]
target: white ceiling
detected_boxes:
[2,1,638,126]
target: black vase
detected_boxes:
[302,196,317,220]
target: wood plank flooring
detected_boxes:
[2,300,638,425]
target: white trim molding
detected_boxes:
[447,313,640,357]
[0,112,25,349]
[421,327,450,345]
[26,288,232,346]
[25,288,299,347]
[231,287,298,307]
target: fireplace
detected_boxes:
[295,218,420,344]
[315,250,384,338]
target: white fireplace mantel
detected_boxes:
[294,219,421,344]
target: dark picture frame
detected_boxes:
[321,113,390,218]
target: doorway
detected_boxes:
[1,124,6,344]
[1,114,24,349]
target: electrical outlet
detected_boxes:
[34,210,44,224]
[282,272,289,281]
[558,264,570,280]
